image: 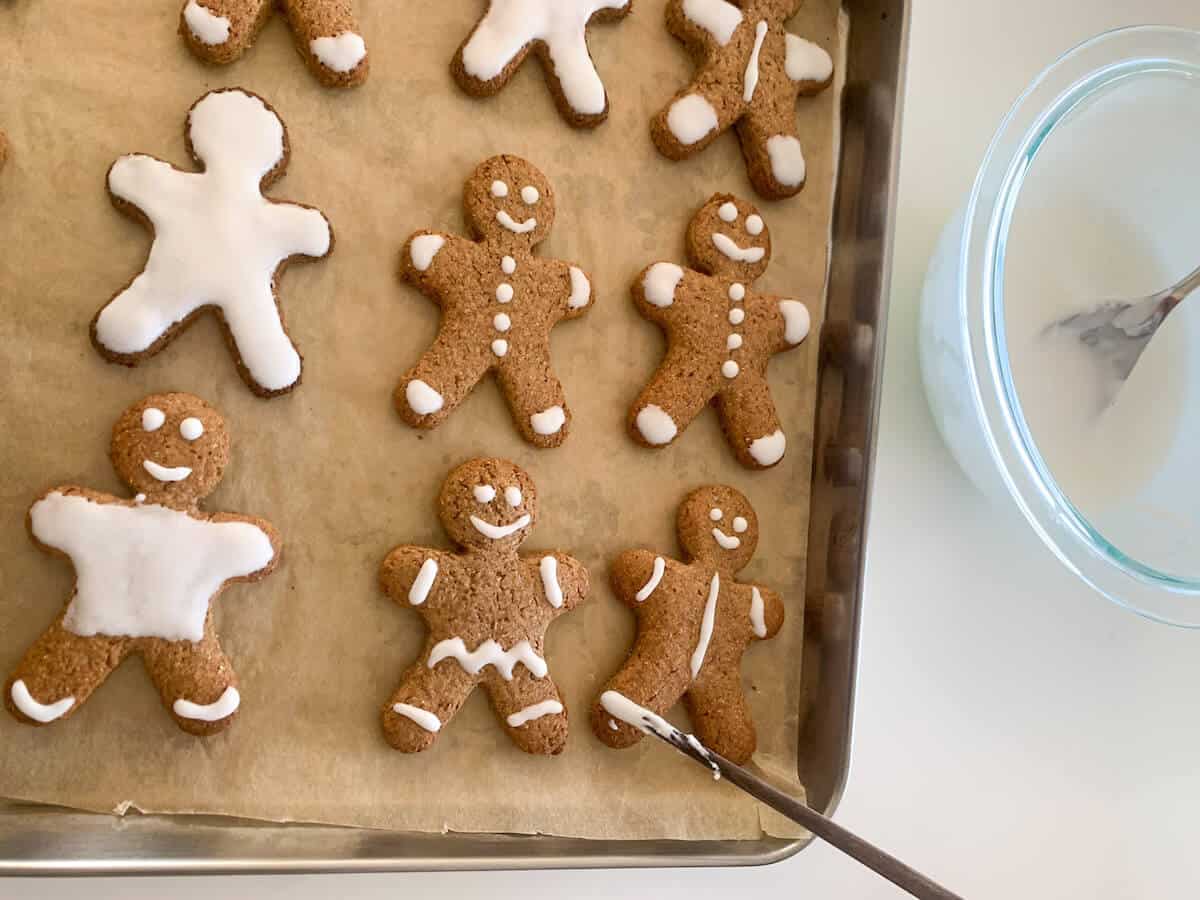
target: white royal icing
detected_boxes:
[599,690,720,778]
[750,586,767,637]
[643,262,683,308]
[496,282,515,302]
[10,680,74,724]
[409,558,438,605]
[501,255,517,274]
[142,407,166,431]
[608,718,620,731]
[732,516,748,533]
[492,338,509,357]
[667,93,719,146]
[96,90,331,393]
[406,379,444,415]
[766,134,806,188]
[743,21,768,102]
[460,0,631,116]
[531,405,566,435]
[721,360,739,379]
[496,210,536,234]
[174,685,240,722]
[393,702,442,732]
[309,32,367,73]
[635,555,666,602]
[729,307,745,325]
[712,527,740,549]
[745,214,764,236]
[474,484,497,503]
[134,494,147,504]
[507,699,563,727]
[411,234,445,271]
[568,266,590,309]
[505,485,523,507]
[143,459,192,482]
[184,0,231,45]
[31,492,275,642]
[718,202,737,223]
[428,637,548,680]
[780,300,811,344]
[681,0,742,45]
[491,180,510,198]
[785,34,833,83]
[521,185,540,204]
[470,513,531,540]
[635,404,677,445]
[728,282,745,301]
[749,429,786,466]
[540,555,563,608]
[493,312,512,332]
[712,232,765,263]
[727,334,743,350]
[179,417,204,441]
[690,573,719,678]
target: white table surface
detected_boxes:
[16,1,1200,897]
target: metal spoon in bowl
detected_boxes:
[1049,262,1200,394]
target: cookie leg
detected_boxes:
[716,372,787,469]
[628,349,720,450]
[684,665,756,764]
[5,618,129,726]
[283,0,369,87]
[737,92,810,200]
[651,70,745,161]
[219,289,303,396]
[453,6,536,98]
[141,627,241,737]
[394,333,492,431]
[179,0,274,67]
[91,272,183,364]
[484,669,569,755]
[590,638,693,750]
[382,658,478,752]
[538,30,610,126]
[496,348,571,449]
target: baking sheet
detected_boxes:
[0,0,840,840]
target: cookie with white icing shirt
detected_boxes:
[592,485,783,764]
[91,89,333,398]
[3,392,281,737]
[396,155,595,448]
[628,193,812,469]
[379,458,588,755]
[180,0,369,87]
[651,0,833,199]
[452,0,632,127]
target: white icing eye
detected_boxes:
[745,214,764,236]
[179,417,204,441]
[718,202,738,223]
[505,485,522,507]
[491,180,509,198]
[733,516,748,533]
[474,484,496,503]
[521,185,540,205]
[709,508,723,521]
[141,407,165,432]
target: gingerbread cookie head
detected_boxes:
[464,155,556,248]
[677,485,759,572]
[686,193,773,283]
[109,393,231,507]
[187,89,288,184]
[439,457,540,552]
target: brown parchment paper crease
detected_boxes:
[0,0,843,841]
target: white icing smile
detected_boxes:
[496,210,537,233]
[712,527,741,550]
[470,513,531,540]
[143,459,192,482]
[712,232,765,263]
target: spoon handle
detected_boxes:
[1168,262,1200,304]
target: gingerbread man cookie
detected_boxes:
[651,0,833,199]
[379,458,588,755]
[181,0,369,87]
[92,89,333,398]
[628,193,812,468]
[4,393,281,736]
[397,155,594,448]
[453,0,632,127]
[591,485,783,764]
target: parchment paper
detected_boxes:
[0,0,842,840]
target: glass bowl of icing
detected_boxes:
[919,25,1200,626]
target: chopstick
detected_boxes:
[643,723,963,900]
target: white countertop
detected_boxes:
[17,1,1200,897]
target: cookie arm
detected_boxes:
[26,487,113,559]
[380,545,455,613]
[107,154,187,223]
[208,512,281,581]
[543,260,594,320]
[766,295,814,353]
[270,202,333,260]
[751,584,785,640]
[665,0,744,51]
[399,231,475,305]
[631,261,699,324]
[610,548,672,609]
[529,552,589,615]
[283,0,369,87]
